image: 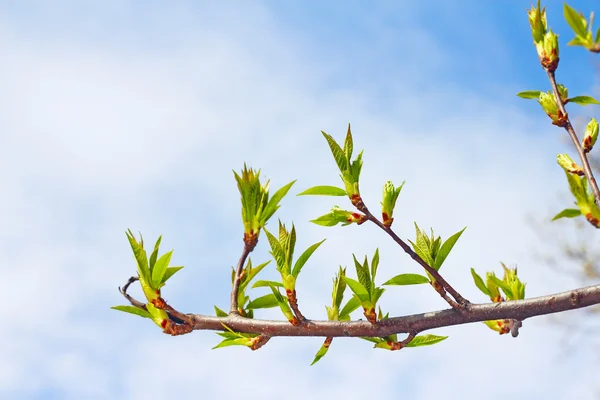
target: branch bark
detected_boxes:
[185,284,600,337]
[546,69,600,207]
[229,244,252,314]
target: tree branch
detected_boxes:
[184,284,600,337]
[230,244,253,314]
[546,69,600,207]
[361,207,469,309]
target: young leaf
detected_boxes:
[470,268,491,296]
[339,296,361,320]
[344,123,353,161]
[568,96,600,105]
[517,90,542,99]
[252,280,284,288]
[247,294,279,309]
[383,273,429,286]
[264,228,286,271]
[214,305,228,317]
[240,261,271,292]
[297,186,347,196]
[321,131,349,173]
[292,239,326,277]
[311,340,331,365]
[149,235,162,272]
[371,248,380,281]
[261,180,296,224]
[596,26,600,44]
[434,227,466,270]
[488,275,514,300]
[151,250,173,288]
[405,334,448,348]
[552,208,582,221]
[342,276,370,303]
[126,230,150,282]
[353,256,372,298]
[111,305,152,319]
[310,213,341,227]
[161,266,184,285]
[563,4,588,39]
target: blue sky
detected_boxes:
[2,1,600,399]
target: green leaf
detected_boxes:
[212,337,252,349]
[311,340,332,365]
[516,90,542,99]
[111,305,152,319]
[372,287,385,304]
[596,26,600,44]
[321,131,349,173]
[563,4,588,39]
[151,250,173,288]
[344,123,353,161]
[161,266,183,284]
[310,213,340,227]
[264,228,286,271]
[568,36,589,46]
[247,294,279,309]
[297,186,347,196]
[568,96,600,105]
[342,276,370,303]
[470,268,491,297]
[552,208,582,221]
[252,280,284,289]
[261,180,296,224]
[339,296,361,320]
[405,334,448,348]
[371,248,380,281]
[353,255,372,298]
[488,275,514,300]
[434,227,466,270]
[214,305,228,317]
[241,261,271,291]
[149,235,162,272]
[126,230,150,282]
[383,273,429,286]
[292,239,326,277]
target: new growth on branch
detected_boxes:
[113,1,600,365]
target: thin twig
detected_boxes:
[361,207,469,309]
[187,283,600,337]
[118,276,146,309]
[230,244,253,314]
[546,70,600,207]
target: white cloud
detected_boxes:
[0,1,596,399]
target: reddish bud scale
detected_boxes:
[495,319,511,335]
[163,320,194,336]
[152,297,167,309]
[323,337,333,349]
[585,213,600,228]
[289,318,301,327]
[388,341,403,351]
[250,335,270,351]
[243,232,259,251]
[550,110,568,127]
[491,295,504,303]
[541,55,559,72]
[382,212,393,227]
[351,194,365,211]
[364,308,377,324]
[583,136,594,153]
